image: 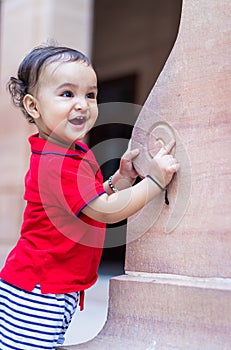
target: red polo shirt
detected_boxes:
[0,134,106,297]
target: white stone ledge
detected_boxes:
[123,271,231,290]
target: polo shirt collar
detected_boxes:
[29,133,88,158]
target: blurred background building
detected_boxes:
[0,0,182,269]
[0,0,181,344]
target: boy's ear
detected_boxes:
[23,94,40,119]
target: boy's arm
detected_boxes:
[103,146,140,194]
[82,176,163,223]
[82,141,179,224]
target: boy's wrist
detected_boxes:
[146,175,169,205]
[108,175,119,193]
[116,169,137,186]
[109,170,136,191]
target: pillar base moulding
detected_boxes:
[58,274,231,350]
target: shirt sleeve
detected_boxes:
[46,154,106,217]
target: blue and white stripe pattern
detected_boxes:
[0,279,79,350]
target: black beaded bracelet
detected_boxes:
[146,175,169,205]
[108,175,118,193]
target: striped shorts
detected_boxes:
[0,279,79,350]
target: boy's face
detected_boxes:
[26,60,98,149]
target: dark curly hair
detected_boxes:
[7,45,92,123]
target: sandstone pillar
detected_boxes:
[61,0,231,349]
[0,0,93,268]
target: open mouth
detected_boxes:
[69,116,86,126]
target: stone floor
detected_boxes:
[64,263,123,346]
[0,243,13,270]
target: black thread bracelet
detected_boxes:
[146,175,169,205]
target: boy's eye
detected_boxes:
[61,91,73,98]
[86,92,96,99]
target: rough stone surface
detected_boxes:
[127,0,231,277]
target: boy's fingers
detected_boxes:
[161,140,176,155]
[127,139,132,150]
[170,162,180,172]
[123,148,140,161]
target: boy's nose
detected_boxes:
[74,97,88,110]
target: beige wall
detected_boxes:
[0,0,93,267]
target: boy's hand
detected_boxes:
[149,140,180,187]
[119,141,140,181]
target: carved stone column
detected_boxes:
[59,0,231,348]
